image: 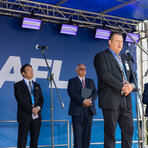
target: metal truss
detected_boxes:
[0,0,142,32]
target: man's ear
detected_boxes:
[108,40,111,46]
[22,72,25,77]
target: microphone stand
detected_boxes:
[119,25,145,148]
[38,48,65,148]
[128,59,143,148]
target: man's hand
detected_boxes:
[122,83,134,96]
[32,107,40,116]
[83,98,92,107]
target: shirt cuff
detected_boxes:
[83,99,86,104]
[131,83,136,89]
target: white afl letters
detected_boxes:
[0,56,68,89]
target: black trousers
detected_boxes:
[17,117,41,148]
[102,98,134,148]
[72,108,93,148]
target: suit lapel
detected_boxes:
[33,82,37,105]
[21,80,32,104]
[121,54,126,70]
[85,78,89,88]
[76,77,83,88]
[22,80,38,105]
[106,49,122,72]
[121,54,129,79]
[22,80,31,95]
[76,77,89,88]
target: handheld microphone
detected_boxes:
[35,44,48,50]
[125,50,135,64]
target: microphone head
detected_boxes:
[43,46,48,49]
[35,44,48,50]
[35,44,40,50]
[125,50,129,54]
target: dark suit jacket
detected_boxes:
[142,83,148,116]
[14,80,44,122]
[94,49,135,110]
[67,76,97,116]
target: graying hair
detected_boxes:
[75,64,86,72]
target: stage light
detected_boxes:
[60,24,78,35]
[22,17,41,30]
[95,29,111,40]
[125,33,140,43]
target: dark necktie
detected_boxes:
[28,80,35,106]
[29,81,33,93]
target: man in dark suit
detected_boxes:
[14,63,44,148]
[142,83,148,116]
[94,32,135,148]
[67,64,97,148]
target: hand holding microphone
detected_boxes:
[121,83,134,96]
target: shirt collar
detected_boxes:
[108,48,121,56]
[24,78,33,84]
[78,76,85,82]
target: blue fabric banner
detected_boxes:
[0,15,138,147]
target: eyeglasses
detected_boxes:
[79,68,87,71]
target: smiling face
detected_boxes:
[108,34,123,54]
[22,66,34,80]
[76,64,86,78]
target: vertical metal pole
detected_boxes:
[50,78,54,148]
[67,121,70,148]
[118,25,145,148]
[39,48,64,148]
[136,92,140,147]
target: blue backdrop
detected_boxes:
[0,15,138,147]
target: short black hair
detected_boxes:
[20,63,32,76]
[109,32,123,40]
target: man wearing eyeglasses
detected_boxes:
[67,64,97,148]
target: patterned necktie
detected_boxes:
[29,81,33,94]
[29,80,35,105]
[116,54,128,84]
[82,79,85,88]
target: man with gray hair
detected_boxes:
[67,64,97,148]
